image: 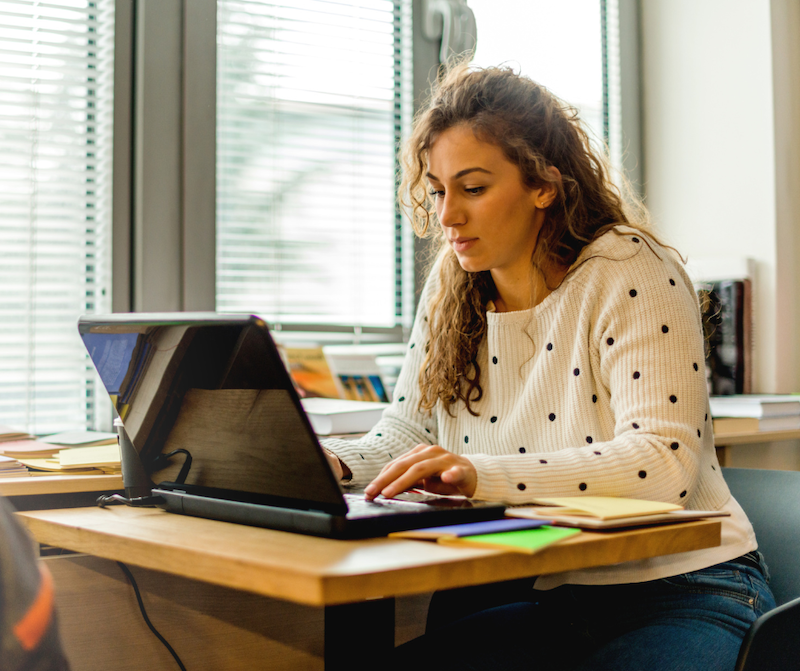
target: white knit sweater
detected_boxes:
[324,226,756,585]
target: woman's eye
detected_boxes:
[465,186,485,195]
[428,189,444,198]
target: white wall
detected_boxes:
[640,0,800,469]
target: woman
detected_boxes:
[323,63,774,670]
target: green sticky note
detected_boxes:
[457,525,581,552]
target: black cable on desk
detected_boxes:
[117,561,187,671]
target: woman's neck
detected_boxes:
[492,263,568,313]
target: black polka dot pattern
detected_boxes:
[519,447,526,454]
[607,337,614,346]
[517,483,526,491]
[586,436,593,444]
[464,436,469,443]
[698,429,702,438]
[661,325,669,333]
[629,289,637,297]
[410,343,415,349]
[693,363,699,371]
[490,416,497,423]
[398,396,406,402]
[632,423,639,429]
[669,395,677,403]
[632,237,640,243]
[592,394,598,403]
[579,483,587,491]
[669,278,676,286]
[375,433,382,437]
[680,490,687,498]
[633,371,640,380]
[492,356,498,364]
[539,459,547,464]
[425,428,431,434]
[549,413,556,421]
[593,451,601,456]
[573,368,580,376]
[670,442,679,450]
[547,343,553,351]
[639,470,647,479]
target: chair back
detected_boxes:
[723,467,800,606]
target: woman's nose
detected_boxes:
[438,194,463,227]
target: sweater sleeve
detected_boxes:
[469,236,714,505]
[321,268,441,486]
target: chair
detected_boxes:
[722,467,800,670]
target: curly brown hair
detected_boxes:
[399,63,655,417]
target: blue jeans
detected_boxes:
[392,552,776,671]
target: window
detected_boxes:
[216,0,413,334]
[469,0,615,160]
[0,0,115,434]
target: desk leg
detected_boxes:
[324,598,395,669]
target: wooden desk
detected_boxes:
[17,506,721,670]
[0,474,123,510]
[714,429,800,466]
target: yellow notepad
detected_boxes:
[522,496,682,520]
[58,444,121,469]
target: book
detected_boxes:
[389,518,549,540]
[322,344,403,402]
[697,279,752,395]
[438,525,580,554]
[709,395,800,419]
[713,415,800,434]
[300,398,388,435]
[283,346,341,399]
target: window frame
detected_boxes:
[119,0,641,340]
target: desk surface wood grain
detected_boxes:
[0,474,123,497]
[17,506,721,607]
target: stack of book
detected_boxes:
[710,395,800,434]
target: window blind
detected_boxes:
[216,0,412,331]
[0,0,115,434]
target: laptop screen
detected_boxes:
[78,314,345,510]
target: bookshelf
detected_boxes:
[714,430,800,466]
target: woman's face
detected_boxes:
[426,124,550,279]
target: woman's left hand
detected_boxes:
[363,444,477,500]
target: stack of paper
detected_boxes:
[17,443,121,476]
[507,496,729,530]
[0,425,34,443]
[0,454,30,477]
[710,395,800,433]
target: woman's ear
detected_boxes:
[537,166,561,209]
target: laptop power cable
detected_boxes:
[117,561,187,671]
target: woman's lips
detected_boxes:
[450,237,478,252]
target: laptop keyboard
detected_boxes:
[343,492,436,518]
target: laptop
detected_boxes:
[78,313,505,538]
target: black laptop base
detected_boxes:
[153,484,506,539]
